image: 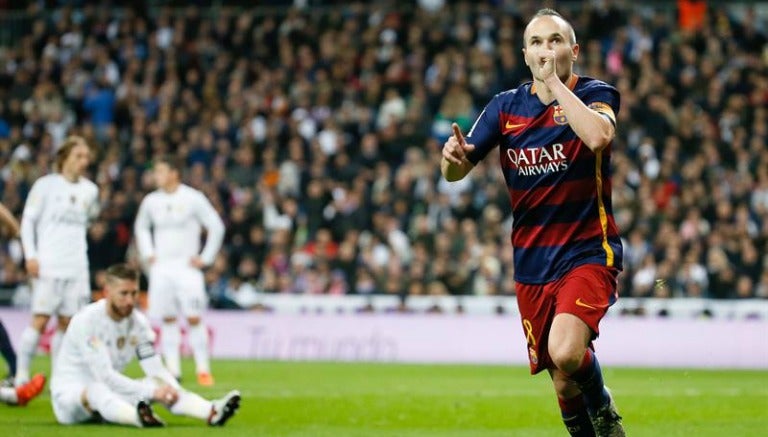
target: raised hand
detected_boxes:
[539,49,557,83]
[442,123,475,165]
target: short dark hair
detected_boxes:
[105,263,139,283]
[152,155,184,174]
[531,8,565,21]
[526,8,577,45]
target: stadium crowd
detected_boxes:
[0,0,765,310]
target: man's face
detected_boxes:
[106,278,139,319]
[62,142,92,177]
[153,162,177,189]
[522,16,579,81]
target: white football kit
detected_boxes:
[50,299,240,426]
[134,184,225,319]
[51,299,161,423]
[20,173,99,316]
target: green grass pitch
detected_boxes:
[3,358,767,436]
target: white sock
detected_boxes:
[187,323,210,374]
[15,326,40,385]
[169,389,212,420]
[161,322,181,378]
[0,386,18,404]
[50,329,64,370]
[86,383,141,427]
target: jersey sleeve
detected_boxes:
[134,312,157,346]
[133,195,155,260]
[583,82,620,126]
[87,183,100,221]
[132,312,179,387]
[70,314,156,400]
[464,95,502,165]
[20,178,46,259]
[194,191,225,265]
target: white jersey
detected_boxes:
[20,173,99,278]
[51,299,157,400]
[134,184,224,265]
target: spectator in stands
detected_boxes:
[0,0,763,313]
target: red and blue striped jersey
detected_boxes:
[465,75,623,284]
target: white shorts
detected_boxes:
[147,263,207,319]
[51,384,92,424]
[31,276,91,317]
[52,379,157,424]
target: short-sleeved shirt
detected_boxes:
[465,75,623,284]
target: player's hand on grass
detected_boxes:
[442,123,475,165]
[25,259,39,278]
[153,384,179,407]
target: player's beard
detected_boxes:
[111,302,133,318]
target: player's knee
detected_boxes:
[163,317,177,324]
[31,315,50,331]
[58,317,71,330]
[84,382,109,410]
[548,343,584,374]
[187,317,201,326]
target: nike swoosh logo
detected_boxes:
[575,298,598,310]
[505,121,526,130]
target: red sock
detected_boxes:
[558,394,595,436]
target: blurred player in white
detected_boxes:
[134,155,225,386]
[0,200,21,384]
[16,135,99,386]
[51,263,240,427]
[0,200,47,407]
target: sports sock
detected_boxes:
[169,389,212,420]
[15,326,40,385]
[50,329,63,369]
[86,383,141,426]
[161,322,181,378]
[0,386,18,404]
[569,349,610,414]
[558,394,595,436]
[187,323,210,374]
[0,321,17,376]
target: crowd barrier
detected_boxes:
[1,296,766,369]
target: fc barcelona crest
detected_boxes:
[528,346,538,365]
[553,105,568,125]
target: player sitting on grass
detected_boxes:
[0,373,46,406]
[50,263,240,427]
